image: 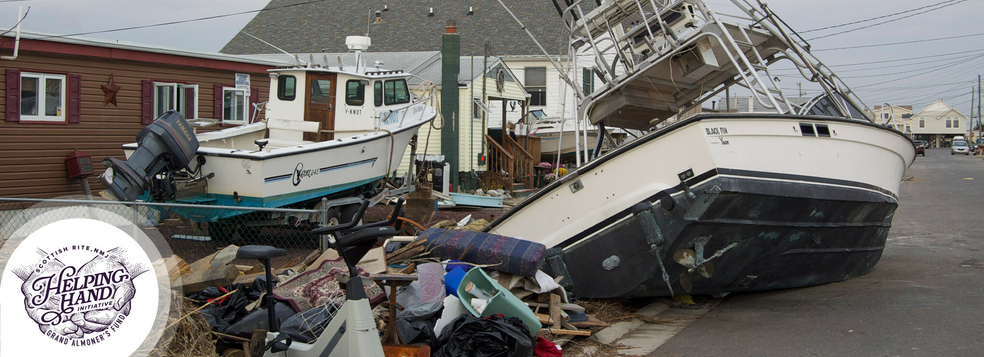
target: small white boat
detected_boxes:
[104,36,436,223]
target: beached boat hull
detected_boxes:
[485,113,914,298]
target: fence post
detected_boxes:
[318,197,329,253]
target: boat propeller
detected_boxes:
[672,237,738,292]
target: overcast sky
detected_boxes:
[3,0,983,118]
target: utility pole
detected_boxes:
[978,74,982,133]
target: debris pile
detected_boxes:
[157,218,614,356]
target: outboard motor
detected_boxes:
[100,111,200,201]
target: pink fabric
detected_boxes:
[273,258,385,311]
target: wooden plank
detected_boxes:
[550,293,562,329]
[570,315,611,329]
[543,328,591,336]
[176,265,239,294]
[164,255,193,282]
[188,252,219,273]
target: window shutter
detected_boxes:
[68,74,82,123]
[185,86,196,119]
[214,84,223,122]
[249,86,259,122]
[5,69,20,122]
[141,80,153,124]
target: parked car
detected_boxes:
[913,140,927,149]
[915,145,925,156]
[951,140,970,155]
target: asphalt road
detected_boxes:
[652,148,984,357]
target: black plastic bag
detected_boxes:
[195,284,251,333]
[279,303,341,344]
[433,314,534,357]
[397,317,439,349]
[224,301,297,338]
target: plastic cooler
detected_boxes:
[456,268,541,336]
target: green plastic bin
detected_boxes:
[456,267,541,336]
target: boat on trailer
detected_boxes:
[102,36,436,235]
[485,0,915,298]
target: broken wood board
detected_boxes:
[307,249,340,272]
[356,246,387,274]
[188,252,219,273]
[570,315,611,329]
[296,250,321,272]
[211,245,240,268]
[164,255,192,282]
[543,328,591,336]
[176,265,239,294]
[550,293,563,329]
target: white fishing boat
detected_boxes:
[102,36,437,226]
[485,0,915,298]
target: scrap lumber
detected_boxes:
[164,255,193,282]
[297,250,321,272]
[276,257,300,269]
[570,314,611,329]
[188,252,220,272]
[233,267,297,286]
[543,328,591,336]
[211,245,240,268]
[176,265,239,293]
[550,293,563,329]
[308,249,341,271]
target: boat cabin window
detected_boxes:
[311,80,333,105]
[374,81,383,106]
[383,79,410,105]
[804,93,866,120]
[277,75,296,101]
[346,80,368,106]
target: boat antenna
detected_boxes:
[242,31,307,65]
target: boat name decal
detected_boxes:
[705,127,729,135]
[345,109,362,115]
[292,163,319,186]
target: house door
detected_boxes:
[305,72,336,141]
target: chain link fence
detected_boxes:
[0,197,360,267]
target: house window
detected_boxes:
[882,113,889,119]
[20,72,66,122]
[582,68,595,95]
[384,79,410,105]
[345,80,367,106]
[223,87,248,123]
[154,82,198,119]
[374,81,383,106]
[905,125,911,132]
[278,75,296,101]
[919,118,925,128]
[954,119,959,128]
[525,67,546,107]
[946,119,952,128]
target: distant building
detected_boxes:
[910,100,967,147]
[871,105,914,134]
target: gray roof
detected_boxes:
[242,52,517,89]
[221,0,588,56]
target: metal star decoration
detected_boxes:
[101,74,121,107]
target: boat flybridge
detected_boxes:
[485,0,915,298]
[103,36,437,228]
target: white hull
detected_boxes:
[124,105,435,207]
[490,114,915,249]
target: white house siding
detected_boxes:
[911,100,967,146]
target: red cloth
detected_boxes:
[534,336,563,357]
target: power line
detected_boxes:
[807,0,968,41]
[800,0,960,34]
[37,0,325,40]
[814,31,984,52]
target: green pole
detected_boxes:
[441,21,461,192]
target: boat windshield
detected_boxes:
[526,109,547,122]
[802,93,867,120]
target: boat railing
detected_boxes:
[550,0,873,125]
